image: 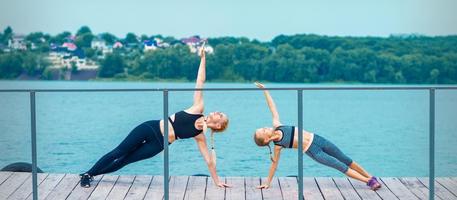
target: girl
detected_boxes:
[253,82,381,190]
[80,43,230,188]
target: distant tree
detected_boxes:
[83,47,96,59]
[140,34,149,42]
[75,33,94,48]
[1,26,13,44]
[101,33,117,45]
[99,53,126,77]
[124,33,138,44]
[76,26,92,37]
[50,31,71,44]
[26,32,45,44]
[22,53,50,75]
[0,53,22,78]
[429,68,440,84]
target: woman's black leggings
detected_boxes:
[85,120,164,176]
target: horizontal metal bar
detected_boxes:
[1,86,457,93]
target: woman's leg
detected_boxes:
[85,122,151,176]
[98,141,163,174]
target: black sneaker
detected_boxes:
[80,173,93,188]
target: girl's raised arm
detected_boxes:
[255,82,281,127]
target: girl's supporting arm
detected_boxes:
[257,145,282,189]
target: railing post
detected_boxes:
[297,90,303,200]
[163,90,169,200]
[30,91,38,200]
[429,88,435,200]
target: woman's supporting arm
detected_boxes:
[194,133,231,188]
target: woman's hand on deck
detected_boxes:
[216,181,231,188]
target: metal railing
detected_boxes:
[2,85,457,200]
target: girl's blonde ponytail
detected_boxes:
[267,144,276,163]
[210,130,217,166]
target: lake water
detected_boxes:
[0,81,456,177]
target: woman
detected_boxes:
[80,44,230,188]
[252,82,381,190]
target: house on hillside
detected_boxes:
[91,36,113,54]
[143,40,157,51]
[8,34,27,50]
[154,38,170,48]
[91,37,107,49]
[48,42,98,70]
[113,41,123,49]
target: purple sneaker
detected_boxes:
[367,177,381,190]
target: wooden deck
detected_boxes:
[1,172,456,200]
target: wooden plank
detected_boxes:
[245,177,261,200]
[104,175,135,200]
[0,171,13,185]
[332,177,361,200]
[8,173,48,200]
[144,176,165,200]
[124,175,152,200]
[44,174,80,200]
[436,177,457,197]
[225,177,245,200]
[302,177,324,200]
[450,177,457,185]
[168,176,188,200]
[315,177,344,200]
[278,177,298,200]
[348,178,381,200]
[400,177,441,200]
[205,177,225,200]
[418,177,457,200]
[373,178,399,200]
[381,178,418,200]
[184,176,207,200]
[261,177,283,200]
[0,172,30,199]
[87,175,119,200]
[381,177,418,200]
[25,173,65,200]
[66,174,103,200]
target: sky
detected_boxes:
[1,0,456,41]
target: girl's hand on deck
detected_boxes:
[256,184,270,189]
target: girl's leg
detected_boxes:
[345,168,370,183]
[309,151,369,183]
[349,161,372,178]
[320,137,372,178]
